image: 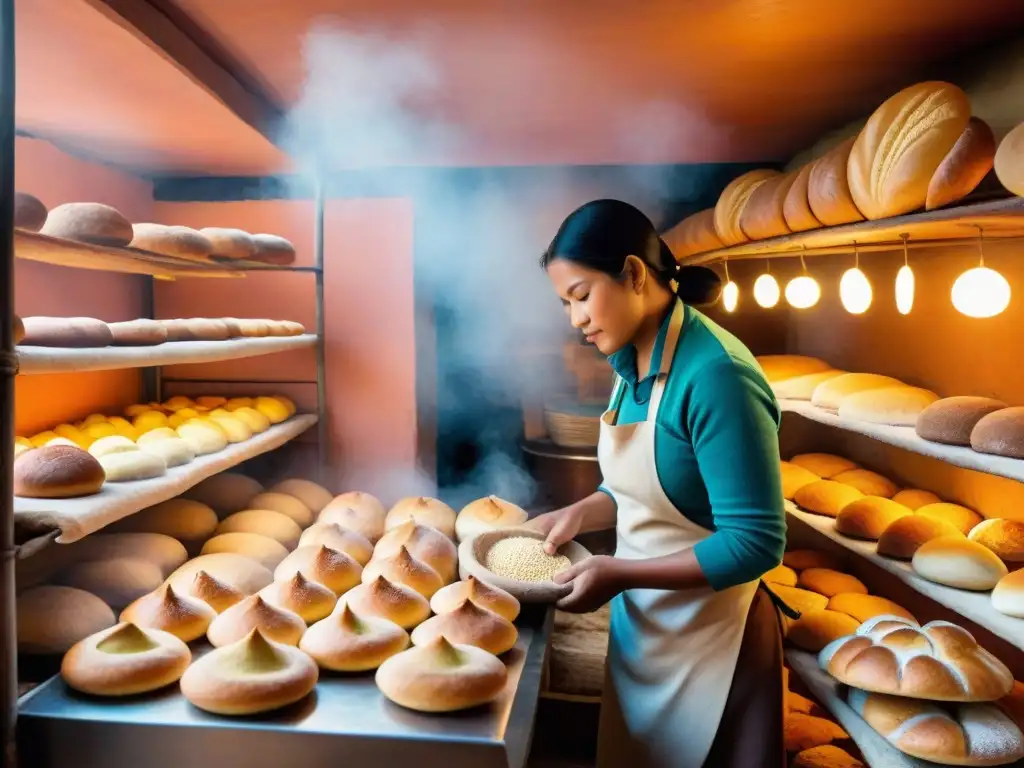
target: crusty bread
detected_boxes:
[119,584,216,642]
[258,572,337,623]
[61,623,191,696]
[14,191,47,231]
[130,224,213,261]
[199,227,256,261]
[362,546,443,599]
[837,386,940,426]
[790,453,858,479]
[913,536,1009,591]
[763,563,798,587]
[251,234,297,265]
[827,593,916,624]
[784,712,849,753]
[664,208,723,258]
[784,549,845,572]
[808,138,865,226]
[773,370,845,401]
[17,585,115,654]
[165,553,273,596]
[339,575,431,630]
[819,615,1014,702]
[274,544,362,596]
[916,502,983,536]
[21,316,113,348]
[794,480,864,517]
[739,172,796,240]
[811,373,905,411]
[926,116,997,210]
[769,584,829,616]
[848,81,971,219]
[968,518,1024,563]
[108,319,168,346]
[994,120,1024,197]
[916,396,1009,446]
[781,461,821,500]
[783,162,823,232]
[14,444,105,498]
[971,407,1024,460]
[41,202,133,246]
[713,170,781,245]
[788,609,860,653]
[849,688,1024,765]
[832,469,898,499]
[891,488,942,510]
[410,598,518,656]
[835,497,911,541]
[992,570,1024,619]
[877,514,964,560]
[299,603,409,672]
[798,568,867,598]
[756,355,831,383]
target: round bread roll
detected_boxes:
[110,498,218,550]
[185,472,263,517]
[165,552,273,596]
[248,492,314,527]
[916,396,1008,446]
[995,120,1024,196]
[912,536,1009,590]
[835,497,911,541]
[789,453,858,479]
[130,224,213,261]
[253,397,289,425]
[877,514,964,560]
[216,509,302,550]
[98,449,167,482]
[269,478,333,513]
[916,502,983,536]
[198,227,256,261]
[791,745,864,768]
[992,570,1024,618]
[756,355,831,384]
[206,414,253,443]
[890,488,942,510]
[781,461,821,500]
[69,532,187,577]
[87,435,137,459]
[258,572,337,624]
[793,480,864,517]
[13,444,105,498]
[176,421,228,455]
[782,162,823,232]
[738,172,796,240]
[17,586,116,654]
[455,496,529,542]
[763,564,799,588]
[772,370,846,401]
[133,410,170,433]
[811,374,905,411]
[784,712,850,753]
[61,622,191,696]
[229,406,271,435]
[827,593,916,624]
[59,557,164,610]
[200,532,291,570]
[298,522,373,566]
[798,568,868,598]
[832,469,898,499]
[14,191,48,231]
[787,609,861,653]
[968,518,1024,562]
[339,575,431,630]
[375,635,508,713]
[13,443,31,460]
[807,138,864,226]
[838,386,940,427]
[194,395,227,409]
[120,584,217,642]
[430,576,521,622]
[181,571,243,615]
[181,628,318,715]
[374,520,459,583]
[411,598,518,656]
[138,437,196,469]
[362,546,444,598]
[971,407,1024,460]
[299,603,410,672]
[386,497,457,540]
[274,544,362,596]
[926,116,997,210]
[783,549,845,572]
[206,594,306,647]
[41,202,133,246]
[713,170,781,246]
[320,500,387,543]
[108,319,168,346]
[767,585,829,616]
[321,490,386,531]
[251,234,297,265]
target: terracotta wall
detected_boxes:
[13,137,150,436]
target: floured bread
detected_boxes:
[755,355,831,383]
[913,536,1008,591]
[130,224,213,261]
[811,373,905,410]
[971,407,1024,460]
[41,202,133,246]
[837,386,940,426]
[916,396,1008,446]
[772,370,844,400]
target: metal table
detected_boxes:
[17,607,553,768]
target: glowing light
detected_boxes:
[951,267,1010,318]
[840,268,872,314]
[722,281,739,312]
[895,265,915,315]
[785,275,820,309]
[753,273,780,308]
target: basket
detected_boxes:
[543,399,603,448]
[458,529,592,604]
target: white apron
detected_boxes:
[596,301,759,768]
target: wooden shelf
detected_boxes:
[15,414,317,544]
[780,399,1024,485]
[16,334,317,375]
[785,502,1024,653]
[674,197,1024,265]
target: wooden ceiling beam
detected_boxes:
[80,0,285,147]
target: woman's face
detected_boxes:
[546,257,646,356]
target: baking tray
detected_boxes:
[17,606,554,768]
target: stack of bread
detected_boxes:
[782,660,864,766]
[668,81,1002,260]
[49,485,526,716]
[783,450,1024,620]
[15,316,305,348]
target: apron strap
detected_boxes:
[759,581,801,621]
[648,302,685,417]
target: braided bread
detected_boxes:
[818,615,1013,702]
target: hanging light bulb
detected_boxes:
[753,261,780,308]
[952,229,1010,318]
[840,243,872,314]
[721,260,738,313]
[895,234,914,315]
[785,252,820,309]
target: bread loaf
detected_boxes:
[791,746,863,768]
[111,498,217,549]
[198,228,255,261]
[14,191,47,231]
[994,120,1024,197]
[916,503,983,536]
[61,623,191,696]
[781,461,821,500]
[798,568,867,598]
[783,163,823,232]
[773,370,845,401]
[763,563,798,587]
[756,355,831,383]
[269,478,333,514]
[992,570,1024,618]
[130,224,213,261]
[968,519,1024,563]
[216,509,302,550]
[665,208,723,258]
[160,319,194,342]
[835,497,911,540]
[916,396,1008,445]
[248,492,314,527]
[769,584,829,616]
[17,585,115,654]
[739,172,796,240]
[827,593,916,624]
[832,469,898,499]
[185,472,263,517]
[251,234,297,265]
[971,407,1024,460]
[784,550,845,572]
[912,536,1009,591]
[808,138,865,226]
[14,444,105,498]
[819,615,1014,701]
[713,170,781,245]
[200,532,290,570]
[877,515,965,560]
[108,319,168,346]
[848,688,1024,766]
[97,450,167,482]
[183,318,231,342]
[811,373,905,410]
[848,82,972,220]
[794,480,864,517]
[788,610,861,652]
[41,202,133,246]
[926,116,997,210]
[891,488,942,510]
[838,386,939,426]
[21,316,113,348]
[790,453,858,479]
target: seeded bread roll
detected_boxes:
[926,116,997,210]
[199,228,256,261]
[664,208,723,258]
[968,519,1024,563]
[713,170,781,246]
[807,138,864,226]
[794,480,864,517]
[20,317,113,348]
[971,407,1024,460]
[916,396,1008,446]
[811,373,905,411]
[251,234,297,266]
[832,469,898,499]
[783,162,823,232]
[14,191,47,231]
[790,453,858,479]
[108,319,168,346]
[739,172,796,240]
[913,536,1009,591]
[41,202,133,246]
[781,461,820,500]
[994,120,1024,197]
[838,386,940,427]
[916,503,983,536]
[835,497,911,541]
[877,515,965,560]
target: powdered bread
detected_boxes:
[992,570,1024,618]
[819,615,1014,701]
[783,163,823,232]
[430,576,521,622]
[274,544,362,596]
[835,497,911,540]
[838,386,939,426]
[362,546,443,598]
[61,623,191,696]
[913,536,1009,591]
[120,584,216,642]
[339,575,431,630]
[188,571,244,614]
[713,170,781,245]
[827,594,916,624]
[41,202,133,246]
[756,355,831,383]
[739,172,795,240]
[130,224,213,261]
[787,610,860,652]
[200,532,290,570]
[891,488,942,510]
[773,370,845,400]
[811,373,905,410]
[877,515,964,560]
[206,595,306,647]
[968,518,1024,562]
[798,568,867,598]
[790,453,858,479]
[794,480,864,517]
[250,234,297,265]
[971,407,1024,460]
[198,228,255,261]
[926,116,997,210]
[165,553,273,596]
[917,396,1009,446]
[14,191,47,231]
[781,461,821,500]
[108,319,168,346]
[299,604,409,672]
[916,503,983,535]
[16,586,115,654]
[807,138,864,226]
[374,520,458,583]
[994,121,1024,197]
[258,572,337,623]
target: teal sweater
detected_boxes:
[599,301,786,591]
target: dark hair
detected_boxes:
[541,199,721,306]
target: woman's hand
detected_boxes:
[553,555,628,613]
[521,506,584,555]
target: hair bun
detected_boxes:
[676,266,722,306]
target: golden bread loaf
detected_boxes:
[61,622,191,696]
[832,469,898,499]
[274,544,362,596]
[119,584,216,642]
[268,478,333,514]
[992,570,1024,618]
[298,523,374,566]
[339,575,431,630]
[827,593,916,624]
[913,536,1009,590]
[430,576,521,622]
[926,116,996,210]
[772,370,845,401]
[299,603,409,672]
[14,191,47,231]
[13,444,105,498]
[198,227,255,261]
[971,407,1024,460]
[811,373,905,411]
[200,532,290,570]
[782,547,844,573]
[789,453,858,479]
[755,355,831,383]
[838,386,940,427]
[258,572,337,623]
[787,609,861,653]
[713,170,782,245]
[848,81,972,220]
[791,745,864,768]
[184,472,263,517]
[20,316,112,347]
[794,480,864,517]
[130,224,213,261]
[248,492,314,528]
[206,594,306,647]
[16,585,115,654]
[877,514,965,560]
[916,396,1009,446]
[663,208,723,258]
[783,162,823,232]
[835,497,911,541]
[916,502,983,536]
[250,234,297,265]
[107,318,168,346]
[385,496,457,540]
[320,491,387,542]
[110,498,218,548]
[780,461,821,500]
[994,120,1024,197]
[165,552,273,596]
[969,518,1024,563]
[216,509,302,550]
[798,568,867,598]
[768,585,829,616]
[455,495,529,542]
[739,172,796,240]
[783,712,849,753]
[41,202,133,246]
[891,488,941,510]
[807,138,864,226]
[762,564,798,588]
